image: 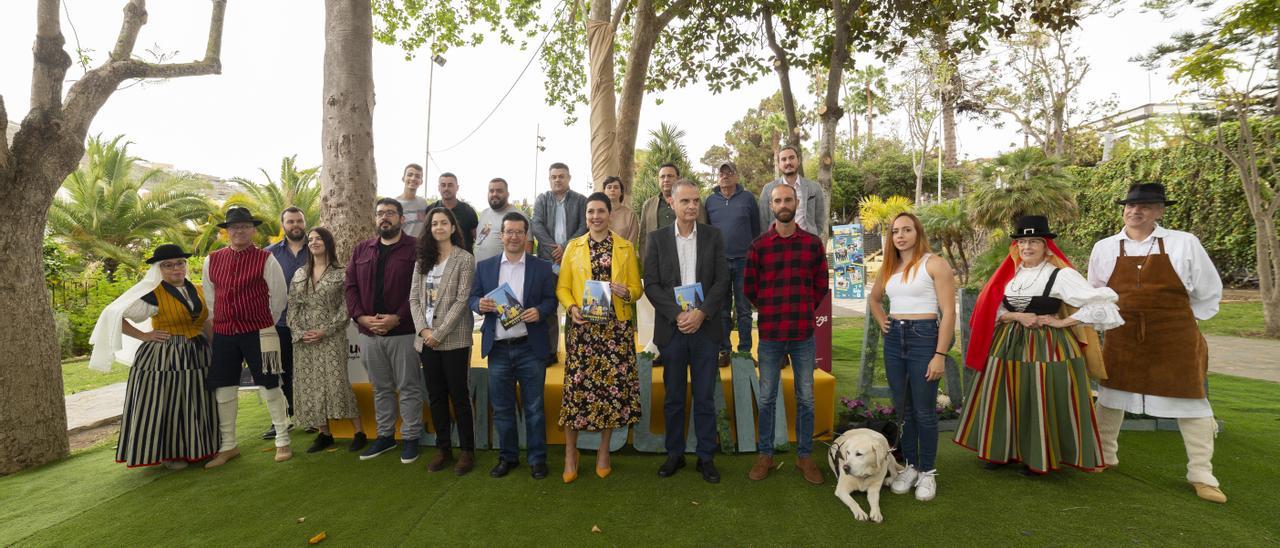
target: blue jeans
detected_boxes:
[883,319,941,471]
[487,338,547,465]
[721,257,754,353]
[757,335,816,457]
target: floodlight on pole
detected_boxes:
[424,53,448,178]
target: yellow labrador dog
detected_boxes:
[827,428,901,523]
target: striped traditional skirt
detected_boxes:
[954,323,1105,473]
[116,335,219,467]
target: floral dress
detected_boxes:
[287,265,360,428]
[559,236,642,431]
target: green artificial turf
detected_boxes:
[5,369,1277,546]
[1199,301,1269,338]
[61,359,129,395]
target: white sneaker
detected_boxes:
[891,465,919,495]
[915,470,937,501]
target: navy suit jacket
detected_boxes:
[470,252,558,358]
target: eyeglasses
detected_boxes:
[375,210,400,218]
[226,224,256,231]
[158,261,187,269]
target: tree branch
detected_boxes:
[655,0,695,28]
[610,0,629,30]
[30,0,72,114]
[110,0,147,62]
[63,0,226,140]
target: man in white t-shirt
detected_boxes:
[474,177,527,262]
[397,163,430,239]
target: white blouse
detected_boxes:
[996,263,1124,331]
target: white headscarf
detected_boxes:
[88,263,162,372]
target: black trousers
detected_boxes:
[208,331,280,390]
[660,330,720,462]
[421,346,474,450]
[277,325,294,416]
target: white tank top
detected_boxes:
[884,254,938,315]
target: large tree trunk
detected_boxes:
[612,0,692,193]
[816,0,852,228]
[321,0,378,260]
[0,0,225,475]
[586,0,618,190]
[762,6,802,156]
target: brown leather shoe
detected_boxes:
[454,450,475,475]
[1192,482,1227,503]
[796,455,825,485]
[203,447,240,469]
[427,448,453,472]
[718,351,732,367]
[748,454,774,481]
[274,445,293,463]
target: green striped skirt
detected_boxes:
[954,322,1105,473]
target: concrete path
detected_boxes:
[64,382,126,432]
[1205,335,1280,383]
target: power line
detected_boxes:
[429,2,567,154]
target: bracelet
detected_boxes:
[934,351,947,357]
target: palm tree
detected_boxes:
[844,65,892,161]
[968,147,1077,230]
[857,194,914,235]
[221,155,321,244]
[918,198,973,284]
[633,122,697,208]
[46,135,213,280]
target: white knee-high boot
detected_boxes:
[1095,404,1124,466]
[1178,417,1219,486]
[262,387,292,448]
[215,386,239,452]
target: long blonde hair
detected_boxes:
[881,212,931,282]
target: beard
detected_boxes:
[781,166,797,177]
[488,197,507,210]
[774,207,796,223]
[285,228,305,241]
[378,223,402,239]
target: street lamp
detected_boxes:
[424,53,447,177]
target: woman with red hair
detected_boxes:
[955,215,1123,476]
[867,212,956,502]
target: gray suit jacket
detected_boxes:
[531,189,588,261]
[409,247,476,351]
[642,223,730,348]
[759,176,829,241]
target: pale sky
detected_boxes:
[1,1,1211,207]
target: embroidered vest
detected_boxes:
[207,246,273,335]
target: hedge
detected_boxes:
[1060,120,1274,284]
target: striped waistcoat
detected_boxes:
[207,246,273,335]
[151,285,209,338]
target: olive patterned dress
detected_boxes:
[559,236,642,431]
[286,265,361,428]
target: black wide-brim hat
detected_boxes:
[146,244,192,264]
[1116,182,1177,206]
[216,206,264,228]
[1011,215,1056,240]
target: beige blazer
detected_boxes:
[409,247,475,351]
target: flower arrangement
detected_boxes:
[839,393,961,424]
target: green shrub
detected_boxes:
[1060,120,1273,284]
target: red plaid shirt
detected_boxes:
[744,226,829,341]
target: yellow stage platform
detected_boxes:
[329,332,834,452]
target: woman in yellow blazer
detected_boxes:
[555,192,643,483]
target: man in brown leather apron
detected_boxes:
[1086,183,1226,503]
